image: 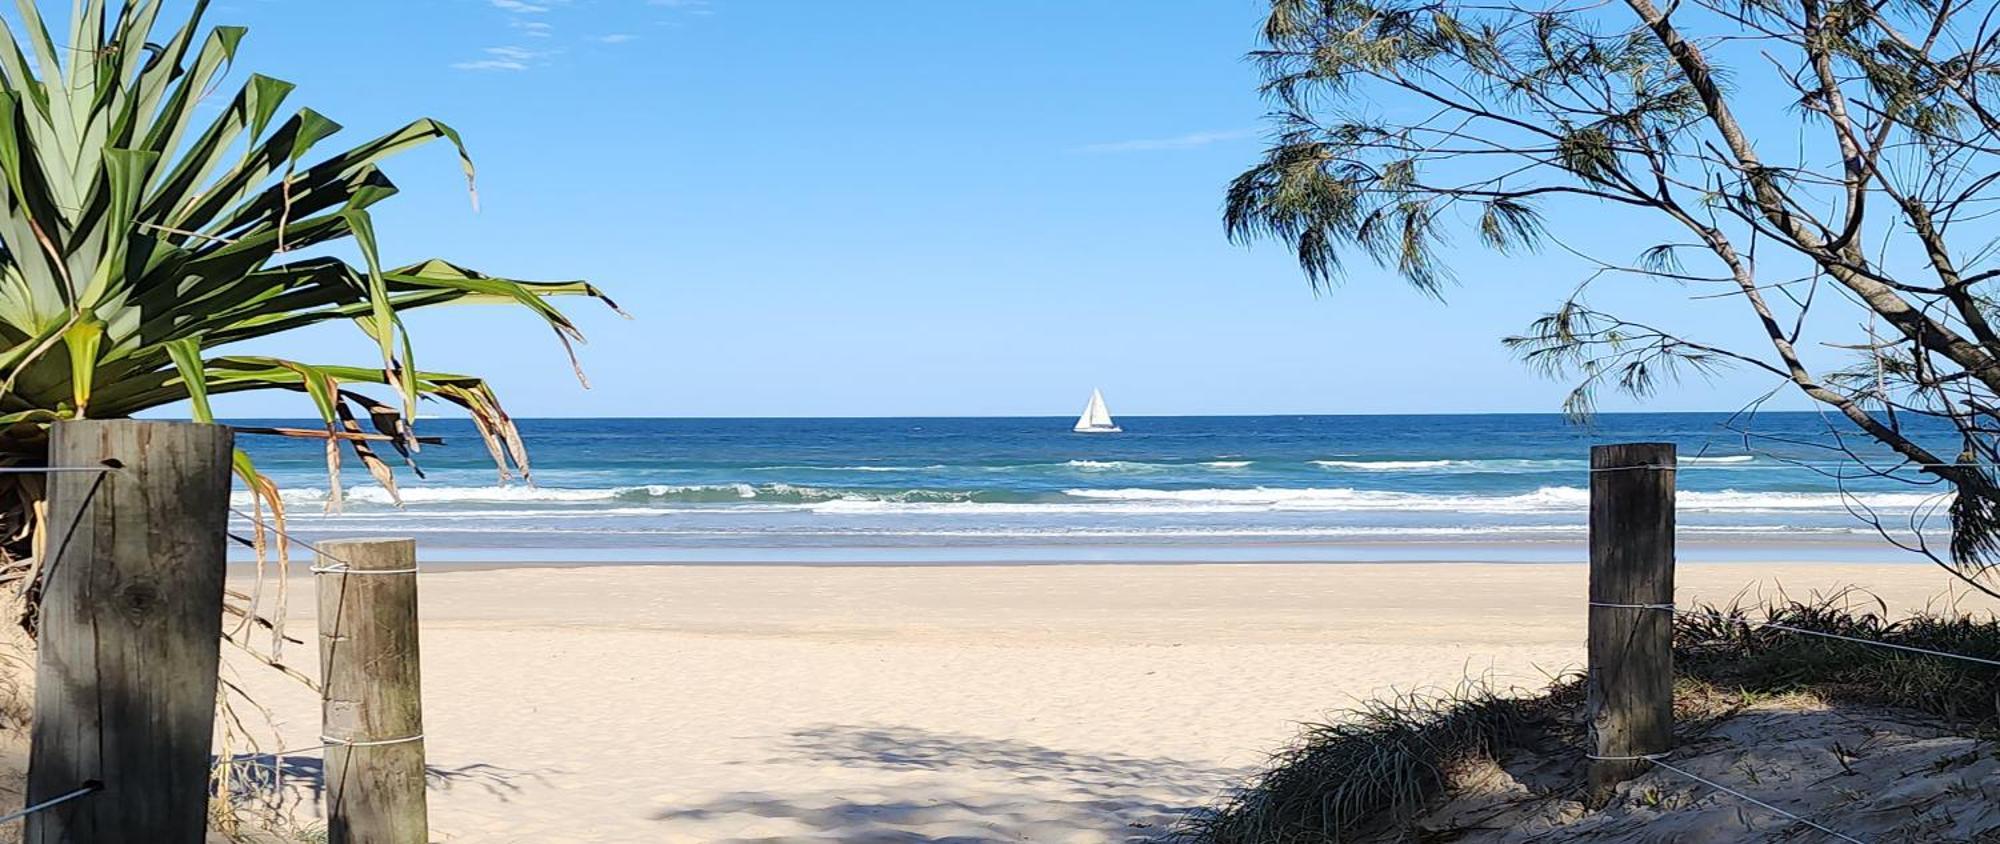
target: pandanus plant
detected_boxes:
[0,1,616,588]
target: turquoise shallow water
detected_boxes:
[226,413,1957,563]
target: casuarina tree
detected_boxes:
[1227,0,2000,591]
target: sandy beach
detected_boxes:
[0,0,1988,840]
[213,560,1986,843]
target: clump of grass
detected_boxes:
[1675,590,2000,731]
[1174,592,2000,844]
[1171,679,1580,844]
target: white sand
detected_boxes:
[209,561,1981,843]
[1415,700,2000,842]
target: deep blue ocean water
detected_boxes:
[227,413,1957,563]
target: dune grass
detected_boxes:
[1169,680,1583,844]
[1171,593,2000,843]
[1675,591,2000,731]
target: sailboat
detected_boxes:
[1073,388,1121,434]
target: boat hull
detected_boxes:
[1073,426,1122,434]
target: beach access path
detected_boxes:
[220,561,1978,843]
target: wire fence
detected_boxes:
[12,453,2000,838]
[1573,456,2000,844]
[1586,595,2000,843]
[219,455,2000,843]
[224,506,426,757]
[215,454,2000,842]
[0,463,425,826]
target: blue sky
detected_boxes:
[191,0,1808,418]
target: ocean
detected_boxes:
[228,413,1958,564]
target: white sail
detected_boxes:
[1073,389,1121,433]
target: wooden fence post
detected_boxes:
[26,420,234,843]
[317,537,427,844]
[1586,442,1676,805]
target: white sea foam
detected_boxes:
[1065,486,1585,512]
[784,485,1947,516]
[748,464,948,472]
[1202,461,1253,469]
[1313,459,1455,471]
[1062,460,1167,471]
[1311,458,1583,472]
[239,482,995,509]
[1682,455,1755,465]
[239,482,794,508]
[1677,489,1948,511]
[236,485,622,507]
[230,520,1869,541]
[815,524,1846,538]
[235,483,1949,518]
[1063,486,1945,513]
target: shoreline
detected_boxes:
[224,535,1947,567]
[224,555,1952,572]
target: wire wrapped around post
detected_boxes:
[1585,442,1676,806]
[315,538,428,844]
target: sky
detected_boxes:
[182,0,1819,418]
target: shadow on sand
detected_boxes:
[219,750,539,815]
[653,723,1246,843]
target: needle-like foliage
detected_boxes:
[1228,0,2000,589]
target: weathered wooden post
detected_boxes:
[316,537,427,844]
[26,420,234,843]
[1586,442,1676,805]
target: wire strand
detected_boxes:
[0,466,121,474]
[308,563,419,576]
[27,471,111,617]
[227,507,353,571]
[321,733,424,748]
[1584,752,1669,761]
[0,781,100,825]
[1647,758,1870,844]
[230,509,422,578]
[1590,603,2000,669]
[225,731,425,763]
[1745,620,2000,669]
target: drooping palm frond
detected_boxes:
[0,0,620,560]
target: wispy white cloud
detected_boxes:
[452,45,552,72]
[460,0,588,71]
[487,45,546,61]
[597,33,638,44]
[1070,128,1257,154]
[452,59,529,71]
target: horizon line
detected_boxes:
[181,409,1822,422]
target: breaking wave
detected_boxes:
[1311,458,1584,472]
[235,483,1948,516]
[1065,486,1941,513]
